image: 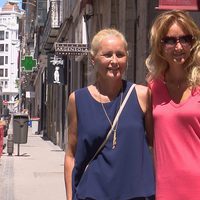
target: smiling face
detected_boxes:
[161,23,193,67]
[92,35,127,80]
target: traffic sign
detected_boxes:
[21,56,37,72]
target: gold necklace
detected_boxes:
[163,72,188,89]
[164,80,188,90]
[99,89,123,149]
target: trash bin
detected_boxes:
[13,114,29,144]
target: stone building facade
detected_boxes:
[30,0,200,149]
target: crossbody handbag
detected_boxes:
[85,83,136,171]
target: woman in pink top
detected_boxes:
[146,10,200,200]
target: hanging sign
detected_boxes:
[156,0,200,10]
[47,54,64,85]
[21,55,37,72]
[55,43,88,55]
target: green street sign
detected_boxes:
[21,56,37,72]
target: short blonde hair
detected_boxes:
[146,10,200,87]
[90,28,128,58]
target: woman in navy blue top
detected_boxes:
[64,28,155,200]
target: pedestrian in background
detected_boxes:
[64,28,155,200]
[2,105,11,135]
[146,10,200,200]
[3,105,10,121]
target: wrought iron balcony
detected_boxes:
[40,0,62,52]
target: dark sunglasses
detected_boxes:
[161,35,194,47]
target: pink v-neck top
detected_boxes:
[150,78,200,200]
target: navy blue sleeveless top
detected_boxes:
[72,81,155,200]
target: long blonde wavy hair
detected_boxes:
[146,10,200,87]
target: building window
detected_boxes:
[5,69,8,77]
[5,81,8,88]
[3,94,9,101]
[0,44,4,51]
[5,56,8,64]
[0,56,4,65]
[5,44,8,51]
[0,69,3,77]
[5,32,9,39]
[0,31,4,40]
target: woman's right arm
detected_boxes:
[64,92,78,200]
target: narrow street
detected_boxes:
[0,117,66,200]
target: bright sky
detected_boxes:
[0,0,8,8]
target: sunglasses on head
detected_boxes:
[161,35,194,47]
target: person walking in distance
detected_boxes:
[64,28,155,200]
[146,10,200,200]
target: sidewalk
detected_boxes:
[0,119,66,200]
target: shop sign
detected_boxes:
[55,43,88,55]
[157,0,200,10]
[51,0,62,28]
[47,54,64,85]
[21,55,37,72]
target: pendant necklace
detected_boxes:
[99,87,123,149]
[164,79,188,90]
[163,72,187,90]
